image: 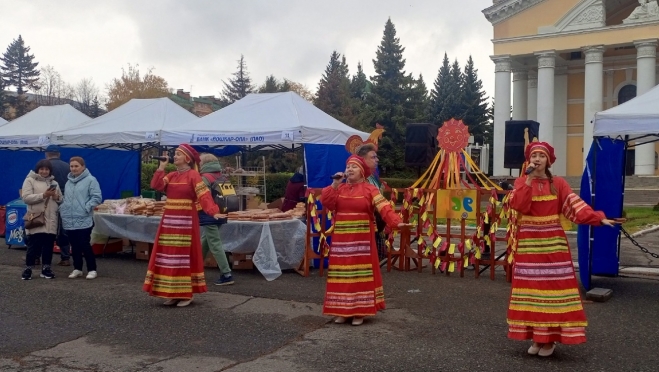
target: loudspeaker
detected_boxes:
[504,120,540,169]
[405,123,438,167]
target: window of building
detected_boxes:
[618,84,636,104]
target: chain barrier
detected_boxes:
[620,227,659,259]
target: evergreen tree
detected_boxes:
[428,53,452,126]
[258,75,280,93]
[314,50,355,126]
[367,18,420,175]
[279,78,291,92]
[460,55,490,144]
[221,55,255,104]
[350,62,368,100]
[1,35,40,117]
[441,59,464,122]
[90,95,101,118]
[0,77,6,119]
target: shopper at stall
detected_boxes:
[45,145,72,266]
[321,155,408,326]
[198,153,233,286]
[20,159,62,280]
[356,143,387,265]
[508,142,621,357]
[281,166,306,212]
[59,156,102,280]
[144,145,223,307]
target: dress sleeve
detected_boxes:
[509,177,533,215]
[321,185,339,211]
[191,171,220,216]
[557,177,606,226]
[150,169,169,192]
[369,186,402,228]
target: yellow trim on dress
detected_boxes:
[520,214,560,223]
[532,195,557,201]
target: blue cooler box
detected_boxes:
[5,198,27,247]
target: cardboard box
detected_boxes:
[91,239,123,256]
[135,242,152,260]
[231,253,254,270]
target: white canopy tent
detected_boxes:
[593,84,659,137]
[0,104,90,148]
[52,97,197,145]
[160,92,369,148]
[0,117,7,126]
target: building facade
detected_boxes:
[483,0,659,176]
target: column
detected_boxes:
[527,71,538,121]
[491,55,512,176]
[535,51,556,145]
[512,69,528,120]
[634,39,658,175]
[553,65,568,176]
[582,45,604,166]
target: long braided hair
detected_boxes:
[545,168,558,195]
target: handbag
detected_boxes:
[23,197,50,230]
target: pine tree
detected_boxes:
[0,77,7,119]
[367,18,420,175]
[1,35,40,117]
[314,51,355,126]
[90,96,101,118]
[441,59,464,122]
[428,53,452,125]
[221,55,255,104]
[409,73,429,122]
[259,75,280,93]
[461,56,490,144]
[350,62,368,100]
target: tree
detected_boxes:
[428,53,452,125]
[105,64,170,111]
[33,65,74,107]
[221,55,255,104]
[314,51,356,126]
[366,18,419,175]
[409,73,429,122]
[282,79,313,101]
[89,95,101,118]
[460,56,490,145]
[350,62,368,100]
[258,75,281,93]
[73,78,100,116]
[1,35,40,117]
[0,76,7,120]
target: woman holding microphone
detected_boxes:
[143,145,224,307]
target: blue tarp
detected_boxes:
[577,138,625,290]
[303,143,352,188]
[191,145,242,158]
[1,148,140,205]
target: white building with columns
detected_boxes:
[483,0,659,176]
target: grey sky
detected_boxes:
[1,0,495,103]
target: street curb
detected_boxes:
[630,225,659,238]
[573,262,659,276]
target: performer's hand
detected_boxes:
[158,151,169,170]
[213,213,225,220]
[332,172,344,188]
[601,218,624,226]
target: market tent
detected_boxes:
[160,92,368,148]
[593,83,659,137]
[52,97,197,145]
[160,92,369,187]
[0,117,7,126]
[0,104,90,148]
[577,84,659,290]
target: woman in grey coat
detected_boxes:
[59,156,102,280]
[21,159,63,280]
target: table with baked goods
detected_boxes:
[92,200,308,281]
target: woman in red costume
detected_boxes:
[321,155,408,326]
[144,144,223,307]
[508,142,621,356]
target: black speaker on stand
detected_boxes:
[504,120,540,170]
[405,123,438,172]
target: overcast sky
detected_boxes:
[1,0,495,104]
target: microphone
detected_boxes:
[149,155,174,163]
[330,174,345,180]
[524,164,536,175]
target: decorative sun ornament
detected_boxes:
[437,118,470,152]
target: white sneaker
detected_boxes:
[86,271,97,280]
[68,270,83,279]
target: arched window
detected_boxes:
[618,84,637,104]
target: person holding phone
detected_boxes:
[21,159,63,280]
[507,142,622,357]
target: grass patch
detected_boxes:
[621,207,659,234]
